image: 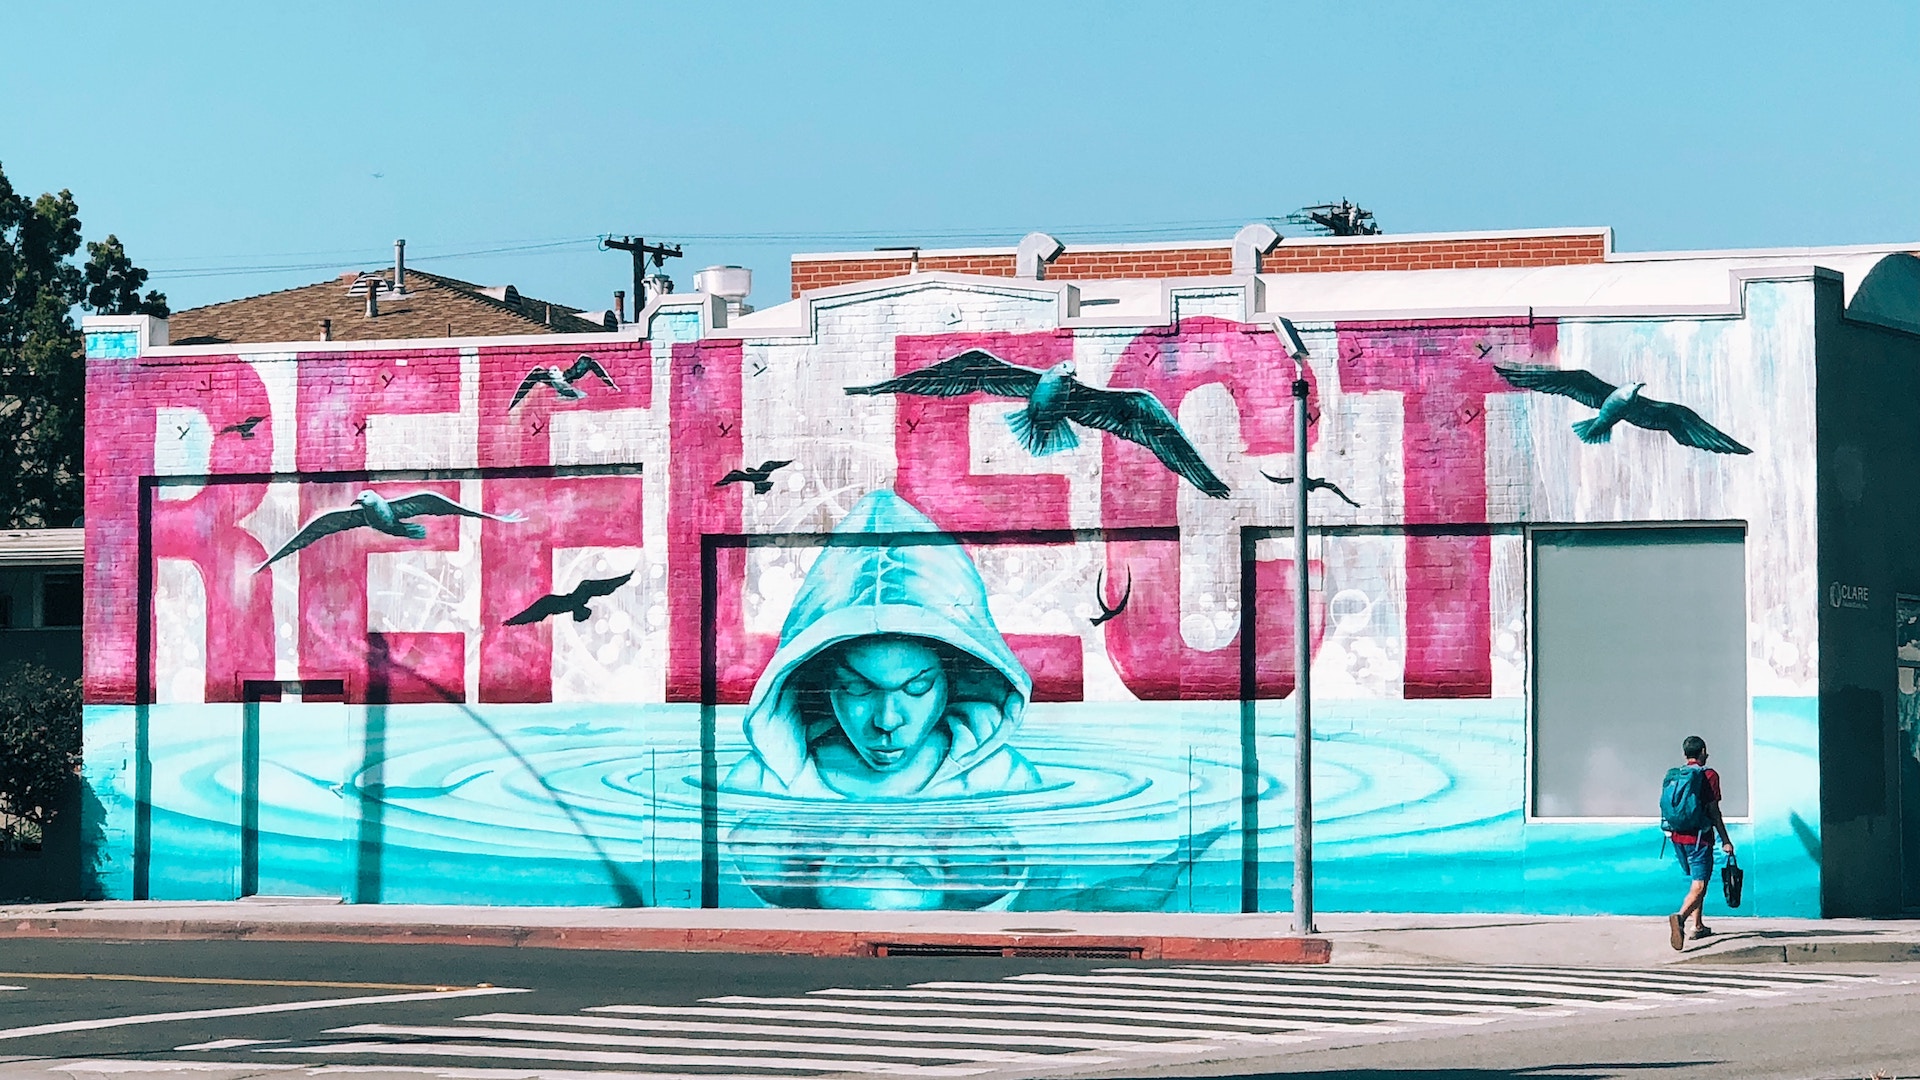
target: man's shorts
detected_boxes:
[1674,839,1715,882]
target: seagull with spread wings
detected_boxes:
[256,491,525,571]
[504,571,634,626]
[845,349,1230,498]
[509,353,619,410]
[1493,364,1752,455]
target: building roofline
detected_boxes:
[790,226,1616,262]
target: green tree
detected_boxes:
[0,162,167,527]
[0,661,83,833]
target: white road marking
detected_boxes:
[0,985,23,991]
[325,1023,1118,1065]
[267,1040,995,1075]
[1091,967,1676,1006]
[999,973,1590,1010]
[172,1037,289,1051]
[704,994,1409,1034]
[462,1011,1177,1050]
[0,986,529,1040]
[588,1004,1313,1043]
[806,986,1505,1026]
[48,1063,772,1078]
[829,982,1556,1021]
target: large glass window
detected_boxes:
[1532,526,1748,818]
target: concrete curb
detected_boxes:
[1684,940,1920,965]
[0,918,1331,964]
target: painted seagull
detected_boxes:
[219,415,266,439]
[509,353,619,410]
[846,349,1230,498]
[257,492,525,571]
[1260,471,1362,508]
[504,571,635,626]
[1493,364,1752,455]
[714,460,793,495]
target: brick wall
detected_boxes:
[791,232,1610,296]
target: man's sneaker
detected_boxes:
[1668,913,1685,951]
[1690,925,1714,940]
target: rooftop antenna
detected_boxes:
[1277,200,1381,237]
[602,235,683,323]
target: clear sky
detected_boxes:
[2,1,1914,314]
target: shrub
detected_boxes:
[0,661,82,827]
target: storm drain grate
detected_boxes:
[870,942,1144,959]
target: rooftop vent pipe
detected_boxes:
[394,239,407,292]
[613,290,626,324]
[365,278,383,317]
[1232,222,1282,274]
[1015,232,1064,280]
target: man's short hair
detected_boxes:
[1682,735,1707,759]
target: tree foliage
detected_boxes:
[0,162,167,527]
[0,661,83,827]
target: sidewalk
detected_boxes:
[8,901,1920,966]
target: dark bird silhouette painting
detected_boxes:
[1260,471,1362,508]
[1090,569,1132,627]
[219,415,266,439]
[714,460,793,495]
[256,491,525,571]
[1493,364,1752,455]
[504,572,634,626]
[846,349,1229,498]
[509,353,619,410]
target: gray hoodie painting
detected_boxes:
[725,489,1043,800]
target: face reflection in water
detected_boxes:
[825,637,950,773]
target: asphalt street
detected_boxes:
[0,939,1913,1079]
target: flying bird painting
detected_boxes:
[1260,471,1362,508]
[1492,364,1752,455]
[509,353,619,410]
[256,491,525,571]
[219,416,266,439]
[1090,569,1132,627]
[504,572,635,626]
[846,349,1230,497]
[714,460,793,495]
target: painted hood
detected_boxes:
[739,489,1033,792]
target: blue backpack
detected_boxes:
[1660,765,1711,835]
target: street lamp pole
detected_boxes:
[1274,316,1315,935]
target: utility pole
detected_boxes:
[603,235,683,323]
[1272,316,1316,936]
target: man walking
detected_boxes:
[1663,735,1734,950]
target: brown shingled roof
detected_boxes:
[166,269,613,345]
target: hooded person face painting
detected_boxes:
[725,490,1043,801]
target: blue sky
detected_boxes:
[2,1,1914,313]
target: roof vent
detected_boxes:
[478,285,520,303]
[693,265,751,317]
[1015,232,1064,279]
[1232,222,1282,274]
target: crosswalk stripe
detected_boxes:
[462,1011,1172,1051]
[987,975,1577,1012]
[1084,967,1681,1004]
[588,1004,1315,1043]
[1459,964,1861,985]
[704,994,1410,1034]
[808,987,1512,1026]
[267,1040,997,1075]
[326,1023,1119,1065]
[1458,965,1855,991]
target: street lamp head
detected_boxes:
[1270,316,1309,361]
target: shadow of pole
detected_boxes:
[356,637,645,907]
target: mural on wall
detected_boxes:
[257,491,525,570]
[845,348,1232,497]
[509,353,619,409]
[1492,363,1753,454]
[78,274,1825,916]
